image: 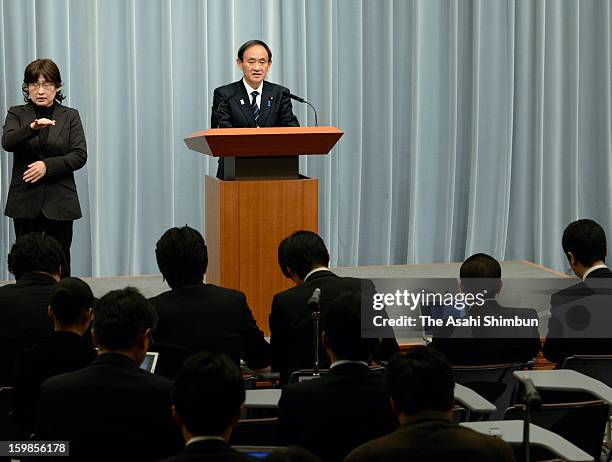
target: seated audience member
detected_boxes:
[543,219,612,363]
[278,291,398,462]
[270,231,398,383]
[0,233,64,385]
[150,226,270,370]
[344,347,515,462]
[11,277,96,431]
[431,253,541,365]
[158,352,255,461]
[36,287,182,461]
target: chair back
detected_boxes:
[453,362,525,419]
[288,369,329,384]
[229,417,279,447]
[0,387,29,441]
[504,400,610,459]
[561,355,612,387]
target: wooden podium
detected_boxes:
[184,127,343,335]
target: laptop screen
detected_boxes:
[139,351,159,373]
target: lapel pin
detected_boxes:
[240,99,245,105]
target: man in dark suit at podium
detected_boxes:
[543,219,612,363]
[269,231,399,383]
[210,39,299,178]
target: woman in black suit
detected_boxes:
[2,59,87,276]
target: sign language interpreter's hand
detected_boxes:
[23,161,47,183]
[30,118,56,130]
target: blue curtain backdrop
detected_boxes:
[1,0,611,279]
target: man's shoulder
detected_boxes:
[346,422,512,461]
[42,357,171,391]
[273,272,373,307]
[213,80,243,96]
[492,304,539,319]
[263,80,289,93]
[151,284,245,306]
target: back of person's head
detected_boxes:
[173,352,245,436]
[93,287,157,350]
[278,231,329,280]
[325,291,379,361]
[459,252,501,296]
[8,232,65,280]
[155,226,208,289]
[50,277,94,325]
[562,219,607,267]
[386,347,454,415]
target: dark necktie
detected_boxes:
[251,91,260,124]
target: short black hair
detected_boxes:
[562,219,607,267]
[278,231,330,280]
[385,347,455,415]
[8,233,65,280]
[93,287,157,350]
[237,40,272,62]
[155,226,207,289]
[173,352,245,436]
[325,291,379,361]
[459,253,501,295]
[22,58,65,103]
[50,277,94,325]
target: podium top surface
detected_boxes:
[184,126,343,157]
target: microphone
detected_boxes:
[522,378,542,408]
[285,92,306,103]
[283,91,319,127]
[308,288,321,312]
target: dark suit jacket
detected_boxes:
[278,362,398,461]
[210,79,299,178]
[211,80,299,129]
[36,352,183,461]
[11,331,95,430]
[2,103,86,220]
[431,300,541,365]
[150,283,270,369]
[0,272,56,385]
[543,267,612,363]
[344,411,515,462]
[269,270,399,384]
[156,439,256,461]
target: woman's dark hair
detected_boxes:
[237,40,272,62]
[22,58,65,103]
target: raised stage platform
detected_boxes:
[2,259,568,345]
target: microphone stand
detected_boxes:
[522,378,542,462]
[309,288,322,377]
